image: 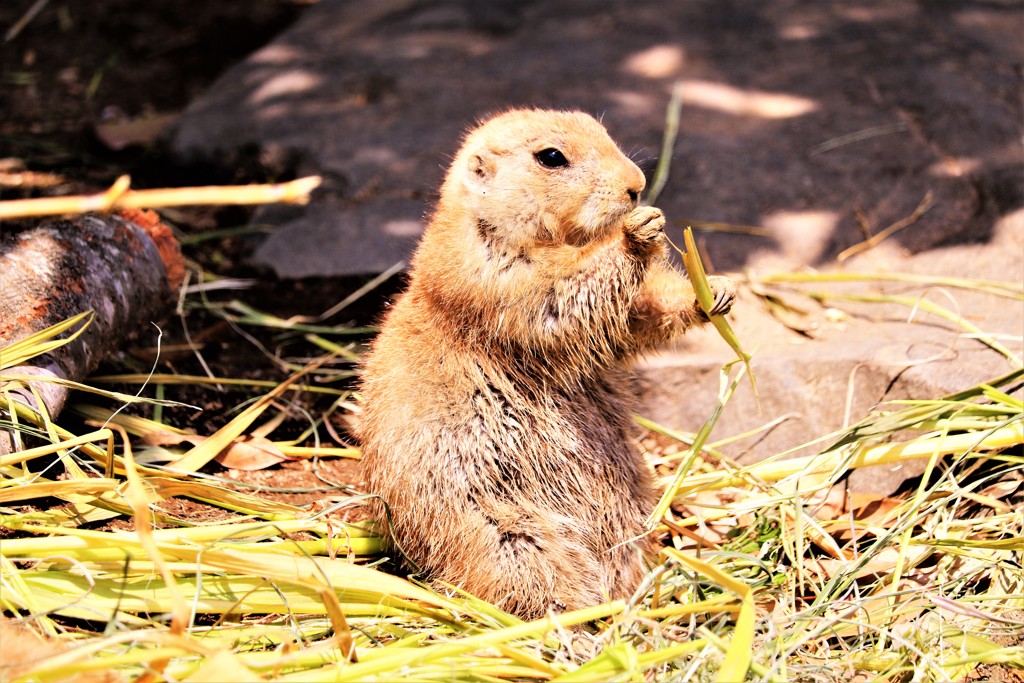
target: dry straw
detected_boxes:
[2,269,1021,681]
[0,175,322,220]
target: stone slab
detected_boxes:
[172,0,1023,277]
[636,209,1024,493]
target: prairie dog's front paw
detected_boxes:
[624,206,665,246]
[698,275,737,318]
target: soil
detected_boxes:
[0,0,397,513]
[2,1,302,185]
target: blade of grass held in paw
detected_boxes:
[680,227,756,391]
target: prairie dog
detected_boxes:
[357,109,734,619]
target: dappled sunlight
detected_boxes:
[622,44,686,79]
[249,69,321,104]
[676,79,819,119]
[836,5,917,22]
[925,139,1023,179]
[777,22,821,40]
[608,89,661,117]
[251,43,304,65]
[926,156,982,178]
[351,146,401,167]
[762,209,839,263]
[382,218,422,237]
[392,34,495,60]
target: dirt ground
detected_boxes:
[0,0,391,510]
[2,1,302,183]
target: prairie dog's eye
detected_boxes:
[534,148,569,168]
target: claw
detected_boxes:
[701,275,736,318]
[624,206,665,245]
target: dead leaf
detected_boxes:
[143,430,290,471]
[142,430,200,448]
[824,492,907,544]
[214,434,290,471]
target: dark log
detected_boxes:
[0,210,184,453]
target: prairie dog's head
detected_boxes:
[443,109,646,248]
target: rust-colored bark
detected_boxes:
[0,211,183,452]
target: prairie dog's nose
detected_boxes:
[626,165,645,204]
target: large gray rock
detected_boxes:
[171,0,1023,491]
[637,209,1023,492]
[173,0,1022,278]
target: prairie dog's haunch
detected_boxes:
[357,109,735,619]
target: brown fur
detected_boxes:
[0,618,123,683]
[357,109,734,619]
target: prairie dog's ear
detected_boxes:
[464,151,496,196]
